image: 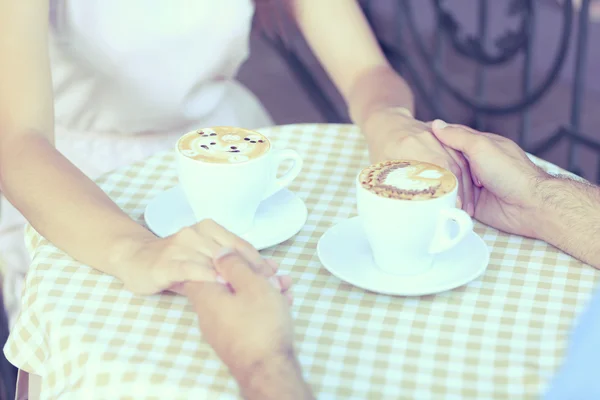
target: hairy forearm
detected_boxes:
[0,133,154,281]
[184,282,314,400]
[533,176,600,268]
[236,352,314,400]
[293,0,414,123]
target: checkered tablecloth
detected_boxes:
[5,124,599,399]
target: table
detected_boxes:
[5,124,600,399]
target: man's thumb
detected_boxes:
[213,248,258,292]
[431,120,471,153]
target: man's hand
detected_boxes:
[183,250,313,400]
[363,108,475,215]
[431,120,548,238]
[433,120,600,268]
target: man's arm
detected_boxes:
[532,177,600,268]
[431,120,600,269]
[184,250,314,400]
[232,351,310,400]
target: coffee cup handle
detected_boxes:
[263,149,303,200]
[428,208,474,254]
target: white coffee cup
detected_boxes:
[176,128,303,235]
[356,161,473,275]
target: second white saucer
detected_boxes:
[317,217,490,296]
[144,186,308,250]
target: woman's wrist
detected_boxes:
[359,106,416,146]
[346,64,415,129]
[106,229,157,286]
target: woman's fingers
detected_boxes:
[162,260,218,287]
[193,220,273,277]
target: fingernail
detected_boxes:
[269,276,281,290]
[266,259,278,274]
[456,196,462,209]
[467,203,474,216]
[433,119,448,130]
[214,248,235,260]
[216,275,228,285]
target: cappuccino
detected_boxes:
[178,127,270,164]
[359,160,456,200]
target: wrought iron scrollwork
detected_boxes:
[399,0,573,115]
[435,0,533,66]
[262,0,600,181]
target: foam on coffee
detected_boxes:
[359,160,456,200]
[178,127,270,164]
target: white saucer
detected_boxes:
[144,186,308,250]
[317,217,490,296]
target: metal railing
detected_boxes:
[263,0,600,182]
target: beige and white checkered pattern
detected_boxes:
[4,124,600,399]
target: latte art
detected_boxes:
[359,160,456,200]
[177,127,270,163]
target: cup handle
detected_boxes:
[428,208,474,254]
[263,149,303,200]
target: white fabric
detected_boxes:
[0,0,273,326]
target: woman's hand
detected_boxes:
[363,107,475,215]
[113,219,274,295]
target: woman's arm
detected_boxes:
[0,2,151,281]
[292,0,414,126]
[0,2,268,294]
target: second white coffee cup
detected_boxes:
[356,160,473,275]
[176,128,303,235]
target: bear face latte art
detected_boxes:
[177,127,270,164]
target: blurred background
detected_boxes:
[240,0,600,181]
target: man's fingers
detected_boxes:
[446,162,464,209]
[193,220,273,277]
[474,186,482,210]
[213,248,264,292]
[456,154,474,215]
[431,120,477,154]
